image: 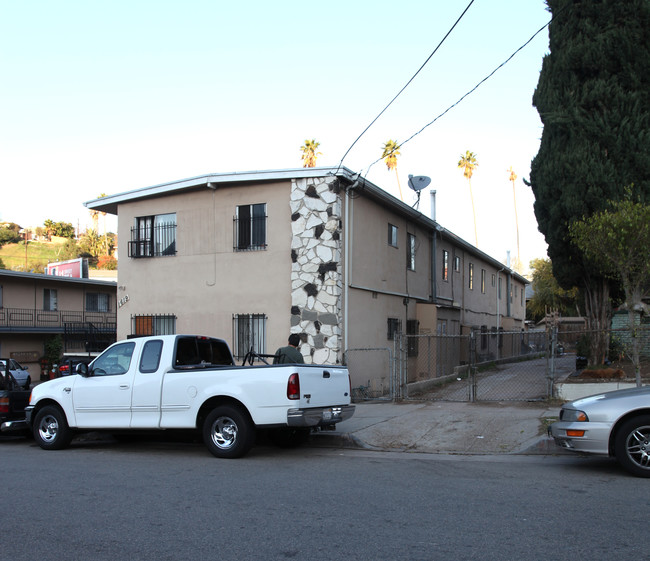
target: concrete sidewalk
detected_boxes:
[311,400,569,455]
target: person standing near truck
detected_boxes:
[273,334,304,364]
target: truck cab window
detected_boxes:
[140,340,163,373]
[92,342,135,376]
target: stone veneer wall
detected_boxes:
[290,176,343,364]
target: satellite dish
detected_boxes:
[408,175,431,192]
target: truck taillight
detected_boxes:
[287,373,300,400]
[0,397,9,414]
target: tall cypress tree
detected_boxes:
[529,0,650,360]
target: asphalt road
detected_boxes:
[3,434,648,561]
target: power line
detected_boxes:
[362,17,552,175]
[335,0,477,173]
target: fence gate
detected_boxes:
[397,330,556,402]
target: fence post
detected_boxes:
[548,326,557,397]
[395,334,404,402]
[469,331,476,402]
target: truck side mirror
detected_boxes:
[76,363,89,377]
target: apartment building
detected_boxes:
[0,269,117,375]
[86,167,527,390]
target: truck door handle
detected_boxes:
[119,385,130,390]
[323,371,330,378]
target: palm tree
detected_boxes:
[382,139,403,201]
[508,167,521,271]
[458,150,479,246]
[300,139,321,168]
[98,193,108,254]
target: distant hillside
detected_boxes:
[0,241,67,272]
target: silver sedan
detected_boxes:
[550,386,650,477]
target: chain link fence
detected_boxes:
[343,324,650,403]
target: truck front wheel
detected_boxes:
[203,405,254,459]
[33,406,73,450]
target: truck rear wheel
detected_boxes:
[33,406,73,450]
[203,405,254,459]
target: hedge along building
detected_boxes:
[86,167,527,394]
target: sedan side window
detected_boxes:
[92,342,136,376]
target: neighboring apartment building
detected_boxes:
[86,167,527,391]
[0,270,117,375]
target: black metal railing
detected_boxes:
[129,222,177,258]
[64,321,117,353]
[0,307,117,331]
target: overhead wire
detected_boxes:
[360,17,553,177]
[334,0,477,174]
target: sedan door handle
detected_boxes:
[119,384,130,390]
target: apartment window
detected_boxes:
[468,263,474,290]
[498,277,502,299]
[442,250,449,281]
[407,233,416,271]
[521,287,525,306]
[232,313,267,359]
[86,292,111,313]
[129,213,177,258]
[387,318,402,340]
[0,285,3,308]
[388,224,398,247]
[454,255,460,273]
[481,269,486,294]
[492,274,496,287]
[44,289,57,311]
[131,314,176,336]
[407,319,419,357]
[234,203,267,251]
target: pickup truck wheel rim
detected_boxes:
[38,414,59,443]
[210,416,238,450]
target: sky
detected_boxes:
[1,0,552,273]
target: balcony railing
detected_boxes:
[0,307,117,331]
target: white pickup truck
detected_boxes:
[25,334,354,458]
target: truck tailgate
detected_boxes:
[295,366,351,407]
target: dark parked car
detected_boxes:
[58,357,92,376]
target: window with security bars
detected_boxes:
[232,313,267,359]
[407,319,419,357]
[44,289,57,311]
[234,203,267,251]
[387,317,401,341]
[407,233,416,271]
[86,292,111,312]
[442,250,449,281]
[129,213,177,258]
[131,314,176,336]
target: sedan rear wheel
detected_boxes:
[614,415,650,477]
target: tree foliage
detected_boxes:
[528,0,650,360]
[570,194,650,384]
[382,139,403,200]
[0,224,22,246]
[527,258,580,322]
[300,139,321,168]
[43,219,75,238]
[458,150,479,246]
